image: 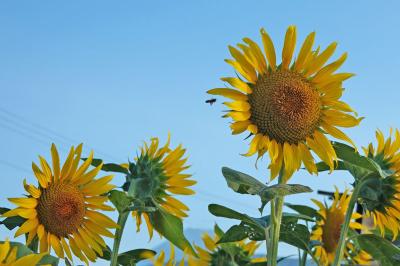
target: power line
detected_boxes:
[0,106,259,209]
[0,107,121,162]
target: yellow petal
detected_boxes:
[60,146,75,180]
[294,31,315,71]
[305,42,337,76]
[243,37,267,73]
[323,109,362,128]
[225,59,257,84]
[321,122,357,149]
[32,162,49,188]
[15,218,39,237]
[50,234,64,258]
[8,197,37,208]
[312,53,348,84]
[221,77,252,94]
[243,134,263,157]
[260,28,276,70]
[230,121,251,134]
[228,46,257,82]
[207,88,248,101]
[225,111,251,122]
[51,143,60,181]
[281,25,297,69]
[223,101,250,111]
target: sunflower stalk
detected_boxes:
[332,178,370,266]
[267,169,286,266]
[110,179,136,266]
[110,211,129,266]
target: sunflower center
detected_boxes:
[248,70,321,144]
[322,208,344,253]
[36,182,85,237]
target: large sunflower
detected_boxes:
[311,188,371,265]
[187,225,266,266]
[208,25,362,181]
[363,129,400,239]
[2,144,118,265]
[125,135,196,238]
[0,239,47,266]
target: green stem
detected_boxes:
[300,250,307,266]
[266,200,274,264]
[110,211,129,266]
[267,170,286,266]
[332,179,368,266]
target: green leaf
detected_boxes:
[211,204,313,251]
[1,215,26,230]
[285,203,319,219]
[221,167,312,213]
[39,255,60,266]
[217,225,249,243]
[149,208,195,255]
[208,204,264,230]
[221,167,267,195]
[117,249,156,265]
[279,223,311,251]
[108,190,132,213]
[0,207,10,214]
[82,158,129,174]
[357,234,400,265]
[331,142,379,179]
[316,161,346,172]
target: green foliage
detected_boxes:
[208,204,314,252]
[149,208,196,255]
[83,158,129,174]
[357,234,400,265]
[284,203,319,219]
[221,167,312,212]
[109,190,133,213]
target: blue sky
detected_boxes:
[1,0,399,263]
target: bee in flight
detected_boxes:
[205,98,217,105]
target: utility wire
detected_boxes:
[0,106,249,207]
[0,107,121,162]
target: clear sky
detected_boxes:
[1,0,399,263]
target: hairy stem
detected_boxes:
[267,170,286,266]
[110,212,129,266]
[332,179,366,266]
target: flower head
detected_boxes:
[124,135,196,238]
[363,129,400,239]
[0,239,47,266]
[187,225,265,265]
[311,188,371,265]
[3,144,118,265]
[208,25,362,181]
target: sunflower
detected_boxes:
[153,244,184,266]
[363,129,400,239]
[124,135,196,238]
[311,188,371,265]
[208,25,362,181]
[2,144,118,265]
[187,225,266,266]
[0,239,47,266]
